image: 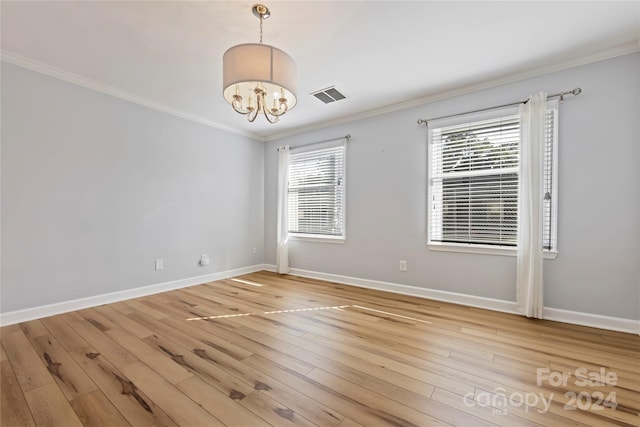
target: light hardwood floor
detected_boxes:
[1,271,638,426]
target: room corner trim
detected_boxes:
[0,50,263,141]
[542,307,640,335]
[0,263,271,326]
[263,265,639,335]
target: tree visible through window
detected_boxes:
[429,105,557,252]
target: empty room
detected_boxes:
[1,1,639,426]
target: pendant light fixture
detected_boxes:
[222,4,297,123]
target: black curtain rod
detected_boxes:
[417,88,582,126]
[277,134,351,151]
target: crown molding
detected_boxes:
[0,50,264,142]
[263,42,640,142]
[3,42,638,144]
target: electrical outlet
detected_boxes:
[252,246,257,255]
[199,254,210,266]
[155,259,164,271]
[399,260,407,271]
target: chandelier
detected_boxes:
[222,4,297,123]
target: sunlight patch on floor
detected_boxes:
[186,305,351,321]
[186,303,431,325]
[230,278,265,287]
[351,305,432,324]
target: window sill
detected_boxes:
[428,242,557,259]
[289,234,346,244]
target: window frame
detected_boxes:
[427,102,558,259]
[287,140,347,243]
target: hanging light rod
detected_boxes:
[222,4,297,124]
[417,87,582,126]
[277,134,351,151]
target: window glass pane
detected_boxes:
[441,174,518,246]
[429,106,557,252]
[288,143,345,237]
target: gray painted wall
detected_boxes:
[2,54,638,322]
[265,53,640,321]
[1,62,264,313]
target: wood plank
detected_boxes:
[30,334,98,400]
[244,353,444,427]
[41,315,91,352]
[109,301,136,315]
[19,319,49,340]
[61,311,87,323]
[121,361,225,426]
[132,311,253,361]
[41,313,165,426]
[1,360,36,427]
[239,391,319,427]
[430,387,540,427]
[105,328,192,385]
[2,329,55,392]
[298,330,474,397]
[123,299,169,320]
[24,383,84,427]
[185,320,316,376]
[77,309,120,332]
[141,332,255,398]
[67,319,138,368]
[70,389,133,427]
[140,320,346,427]
[176,376,271,427]
[338,418,365,427]
[276,329,436,399]
[68,347,178,427]
[306,367,467,427]
[94,305,154,338]
[0,324,21,336]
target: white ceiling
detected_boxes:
[2,1,639,141]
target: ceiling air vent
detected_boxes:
[311,86,347,104]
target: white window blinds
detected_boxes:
[288,141,346,238]
[429,105,557,251]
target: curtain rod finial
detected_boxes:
[417,119,427,126]
[572,87,582,95]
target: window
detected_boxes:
[288,140,346,241]
[428,102,558,256]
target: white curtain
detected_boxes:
[516,92,547,318]
[276,146,290,274]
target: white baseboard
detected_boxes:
[263,265,518,314]
[264,265,639,335]
[0,264,269,326]
[4,264,637,335]
[543,307,639,335]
